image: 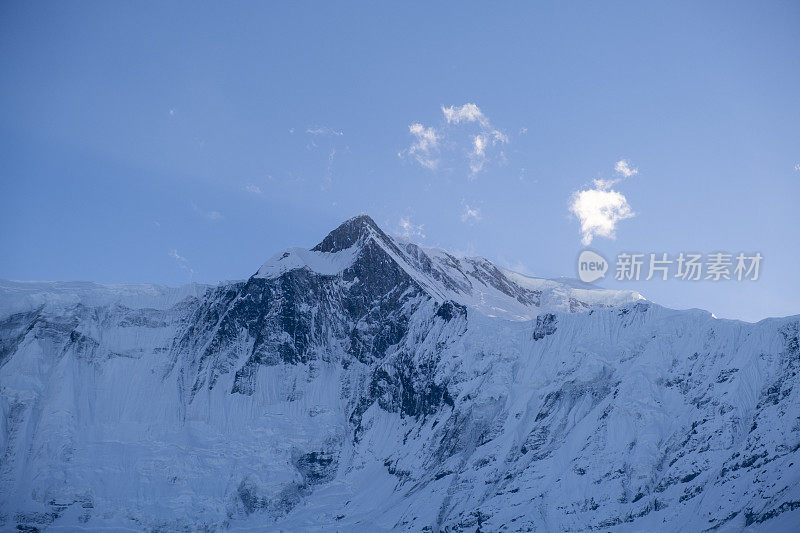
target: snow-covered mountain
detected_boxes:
[1,215,798,532]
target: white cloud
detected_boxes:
[243,184,262,195]
[569,187,634,245]
[191,202,223,222]
[615,159,638,178]
[169,108,175,116]
[569,160,639,244]
[444,103,508,175]
[469,134,488,173]
[461,202,482,224]
[473,134,487,157]
[587,159,640,191]
[442,103,489,127]
[442,103,508,141]
[401,123,440,169]
[306,126,343,136]
[169,249,187,263]
[490,129,509,144]
[794,163,800,172]
[169,249,195,275]
[401,103,508,175]
[322,149,336,189]
[592,178,617,191]
[397,216,426,240]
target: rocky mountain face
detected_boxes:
[0,215,798,532]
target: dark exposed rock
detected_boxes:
[311,214,383,253]
[532,313,557,340]
[295,450,338,486]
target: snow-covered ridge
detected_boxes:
[504,269,645,309]
[0,279,212,318]
[255,246,360,278]
[255,214,644,320]
[254,214,386,279]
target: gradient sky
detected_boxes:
[1,1,799,322]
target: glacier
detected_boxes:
[0,215,798,532]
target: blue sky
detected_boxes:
[1,1,798,322]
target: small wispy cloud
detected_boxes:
[591,178,617,191]
[322,148,336,190]
[401,103,508,176]
[397,216,426,240]
[169,249,187,262]
[169,108,175,116]
[442,103,508,143]
[588,158,640,191]
[442,103,488,127]
[169,249,195,275]
[469,135,488,173]
[401,123,440,170]
[794,163,800,172]
[615,159,638,178]
[569,160,639,245]
[519,167,535,183]
[306,126,343,136]
[191,202,223,222]
[299,126,347,187]
[460,202,482,224]
[243,184,262,195]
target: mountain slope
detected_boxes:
[0,215,797,532]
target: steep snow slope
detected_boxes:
[0,215,797,532]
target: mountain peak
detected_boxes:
[254,214,390,279]
[311,214,385,253]
[254,213,645,319]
